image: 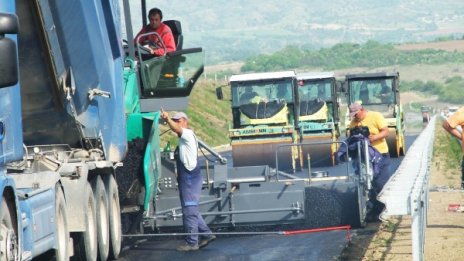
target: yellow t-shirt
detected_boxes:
[349,111,389,154]
[446,107,464,128]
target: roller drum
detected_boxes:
[301,135,335,168]
[232,138,294,171]
[386,128,405,157]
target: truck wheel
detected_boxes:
[92,176,109,261]
[72,182,97,261]
[0,197,19,261]
[104,174,122,260]
[55,186,70,261]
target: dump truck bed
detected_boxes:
[18,0,126,161]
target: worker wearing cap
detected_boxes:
[348,102,391,221]
[160,109,216,251]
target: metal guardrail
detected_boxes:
[378,116,436,261]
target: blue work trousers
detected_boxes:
[176,159,211,245]
[370,153,391,214]
[373,153,391,194]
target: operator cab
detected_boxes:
[229,71,296,129]
[296,72,339,123]
[345,72,400,117]
[122,1,204,112]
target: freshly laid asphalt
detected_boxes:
[119,230,350,261]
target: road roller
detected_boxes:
[343,72,406,157]
[296,72,341,168]
[221,71,299,172]
[421,106,431,124]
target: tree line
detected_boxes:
[241,40,464,72]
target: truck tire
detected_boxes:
[92,176,109,261]
[0,197,19,261]
[71,182,97,261]
[104,174,122,260]
[55,186,70,261]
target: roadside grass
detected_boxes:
[361,217,402,260]
[187,78,231,147]
[383,220,396,233]
[433,118,461,173]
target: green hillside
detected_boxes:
[160,79,231,148]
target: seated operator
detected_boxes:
[134,8,176,56]
[239,88,260,104]
[317,83,326,99]
[378,82,393,103]
[276,84,291,101]
[359,83,370,104]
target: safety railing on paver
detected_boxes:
[378,115,436,261]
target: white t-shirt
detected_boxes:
[179,128,198,171]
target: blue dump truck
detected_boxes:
[0,1,126,260]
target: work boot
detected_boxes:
[365,213,380,223]
[176,242,199,252]
[199,235,216,248]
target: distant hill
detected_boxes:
[138,0,464,63]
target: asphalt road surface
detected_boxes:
[119,230,349,261]
[118,135,417,261]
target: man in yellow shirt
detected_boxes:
[442,106,464,189]
[348,102,391,221]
